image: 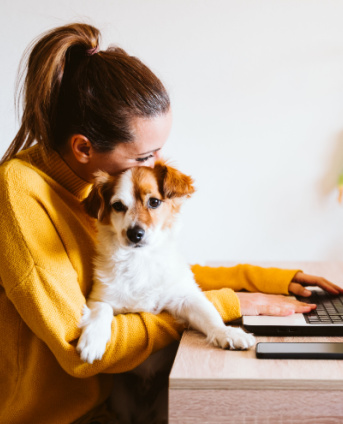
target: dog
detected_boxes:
[76,160,255,367]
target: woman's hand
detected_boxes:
[236,272,343,317]
[289,271,343,297]
[236,292,317,316]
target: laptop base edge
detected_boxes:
[243,325,343,337]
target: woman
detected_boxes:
[0,23,341,424]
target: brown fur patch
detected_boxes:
[129,167,163,228]
[82,172,119,222]
[132,167,161,201]
[128,163,195,230]
[153,161,195,199]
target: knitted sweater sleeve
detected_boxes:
[191,264,300,294]
[0,162,240,378]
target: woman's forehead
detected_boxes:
[129,111,173,153]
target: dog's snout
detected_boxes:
[127,226,145,244]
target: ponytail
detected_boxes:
[1,23,170,164]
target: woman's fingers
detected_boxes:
[291,272,343,295]
[291,301,316,314]
[288,282,312,297]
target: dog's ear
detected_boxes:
[82,171,112,221]
[154,161,195,199]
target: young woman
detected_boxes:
[0,23,341,424]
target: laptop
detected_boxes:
[242,287,343,336]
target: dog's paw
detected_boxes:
[210,326,255,350]
[78,303,91,328]
[76,305,111,364]
[76,334,108,364]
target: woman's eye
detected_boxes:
[148,198,161,209]
[136,154,154,163]
[112,202,127,212]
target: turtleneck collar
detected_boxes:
[16,145,92,200]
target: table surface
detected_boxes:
[169,262,343,423]
[170,331,343,391]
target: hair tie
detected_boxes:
[86,45,100,56]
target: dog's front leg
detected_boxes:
[76,300,113,364]
[169,293,255,350]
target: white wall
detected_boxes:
[2,0,343,265]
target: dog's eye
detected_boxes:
[148,198,161,209]
[112,202,127,212]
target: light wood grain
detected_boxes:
[169,390,343,423]
[169,262,343,423]
[170,331,343,390]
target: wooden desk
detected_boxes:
[169,262,343,424]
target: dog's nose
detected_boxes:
[127,226,145,244]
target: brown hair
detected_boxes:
[1,23,170,164]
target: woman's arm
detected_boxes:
[191,263,298,294]
[191,266,343,317]
[5,270,243,378]
[0,164,184,377]
[0,164,243,378]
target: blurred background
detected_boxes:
[2,0,343,265]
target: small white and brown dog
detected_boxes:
[76,160,255,364]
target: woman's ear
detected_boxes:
[69,135,93,164]
[154,161,195,199]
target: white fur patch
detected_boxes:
[110,169,135,210]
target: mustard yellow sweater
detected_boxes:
[0,145,298,424]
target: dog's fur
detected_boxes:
[76,161,255,423]
[76,160,254,367]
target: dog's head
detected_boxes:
[83,160,195,248]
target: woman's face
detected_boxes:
[87,110,173,179]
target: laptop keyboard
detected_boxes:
[296,290,343,324]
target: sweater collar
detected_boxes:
[16,145,92,200]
